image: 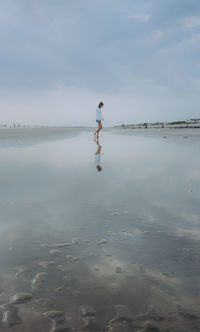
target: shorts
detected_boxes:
[96,119,101,123]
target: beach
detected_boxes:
[0,128,200,331]
[0,127,89,146]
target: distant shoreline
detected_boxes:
[114,125,200,130]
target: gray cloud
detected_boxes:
[0,0,200,124]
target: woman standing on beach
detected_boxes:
[94,102,104,137]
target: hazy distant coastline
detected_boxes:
[115,119,200,130]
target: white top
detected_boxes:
[95,153,101,166]
[96,107,103,121]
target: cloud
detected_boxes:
[0,0,200,125]
[129,13,150,23]
[181,15,200,29]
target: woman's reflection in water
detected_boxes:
[94,136,102,172]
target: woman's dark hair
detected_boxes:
[98,102,104,108]
[96,165,102,172]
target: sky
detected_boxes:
[0,0,200,126]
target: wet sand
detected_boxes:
[0,127,89,147]
[0,129,200,331]
[115,128,200,149]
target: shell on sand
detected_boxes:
[71,257,80,262]
[9,292,33,304]
[43,310,64,319]
[72,238,80,244]
[63,275,72,281]
[66,255,73,260]
[57,265,68,272]
[1,305,21,327]
[38,261,55,268]
[96,239,107,246]
[48,243,72,248]
[49,249,62,255]
[65,255,80,262]
[80,305,96,316]
[32,272,48,289]
[15,267,29,279]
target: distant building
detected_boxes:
[189,119,200,122]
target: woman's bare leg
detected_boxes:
[94,121,102,137]
[94,121,102,136]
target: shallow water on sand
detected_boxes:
[0,130,200,331]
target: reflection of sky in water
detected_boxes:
[0,130,200,329]
[0,131,200,233]
[0,131,200,243]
